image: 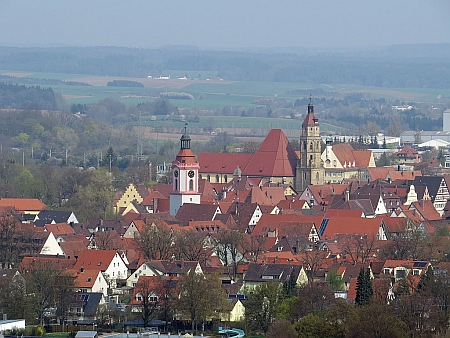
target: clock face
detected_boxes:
[188,170,195,178]
[174,170,178,177]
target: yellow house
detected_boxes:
[220,298,245,322]
[114,183,150,216]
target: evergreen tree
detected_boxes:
[417,265,434,292]
[355,267,373,306]
[373,135,379,148]
[382,137,387,149]
[282,268,297,298]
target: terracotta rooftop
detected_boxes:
[198,153,253,174]
[242,129,298,178]
[0,198,46,212]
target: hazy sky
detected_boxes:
[1,0,450,49]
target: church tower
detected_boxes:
[295,98,324,192]
[169,125,201,216]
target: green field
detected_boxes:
[3,69,449,109]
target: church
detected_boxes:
[169,100,375,214]
[198,99,324,192]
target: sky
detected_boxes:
[1,0,450,50]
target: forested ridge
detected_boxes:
[2,45,450,87]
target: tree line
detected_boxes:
[2,45,450,88]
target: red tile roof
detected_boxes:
[45,223,75,236]
[242,129,298,177]
[198,153,253,174]
[73,249,118,271]
[0,198,46,212]
[321,217,383,240]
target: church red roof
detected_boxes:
[302,111,319,126]
[242,129,298,177]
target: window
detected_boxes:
[224,175,228,183]
[174,179,178,191]
[207,174,210,182]
[189,179,194,191]
[384,268,391,274]
[215,175,219,183]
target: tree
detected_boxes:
[94,230,123,250]
[134,221,175,260]
[355,267,373,306]
[267,319,296,338]
[294,282,336,319]
[347,301,407,338]
[214,230,248,281]
[377,151,391,166]
[173,230,208,264]
[102,146,117,169]
[177,270,226,332]
[22,260,63,326]
[245,282,283,334]
[134,276,164,327]
[67,168,114,222]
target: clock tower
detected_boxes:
[295,98,324,193]
[169,125,201,216]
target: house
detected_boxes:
[33,210,79,226]
[130,275,179,313]
[318,216,388,241]
[66,292,107,325]
[413,176,450,215]
[381,260,431,283]
[39,232,66,256]
[72,269,109,296]
[321,141,375,183]
[114,183,151,216]
[221,298,245,322]
[126,260,202,287]
[242,262,308,290]
[175,204,222,225]
[0,198,46,216]
[393,146,420,164]
[73,250,128,287]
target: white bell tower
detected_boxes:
[170,124,201,216]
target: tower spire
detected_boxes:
[180,122,191,150]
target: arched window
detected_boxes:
[199,174,203,179]
[224,175,228,183]
[215,175,219,183]
[207,174,210,182]
[310,142,313,151]
[316,172,320,184]
[189,179,194,191]
[174,179,178,191]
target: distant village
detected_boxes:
[3,100,450,335]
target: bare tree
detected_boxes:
[214,230,248,280]
[299,246,328,281]
[173,230,208,263]
[340,235,377,264]
[94,230,123,250]
[135,221,175,260]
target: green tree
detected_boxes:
[355,267,373,306]
[245,282,283,334]
[67,169,114,222]
[294,313,328,338]
[328,270,344,291]
[376,151,391,166]
[102,146,117,169]
[177,270,226,332]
